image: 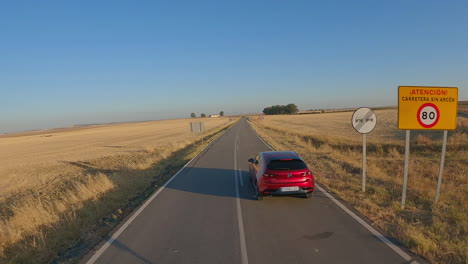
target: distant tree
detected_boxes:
[263,103,299,115]
[201,113,206,118]
[263,105,283,115]
[286,103,299,114]
[220,111,224,116]
[191,113,196,118]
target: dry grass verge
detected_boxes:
[0,118,237,263]
[249,111,467,264]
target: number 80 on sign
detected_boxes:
[417,103,440,128]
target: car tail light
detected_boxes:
[263,173,277,177]
[302,171,312,176]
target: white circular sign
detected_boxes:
[417,103,440,128]
[352,107,377,134]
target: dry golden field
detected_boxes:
[0,118,231,197]
[0,117,236,263]
[255,108,468,143]
[250,108,467,264]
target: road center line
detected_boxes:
[234,128,249,264]
[237,136,243,186]
[239,169,244,186]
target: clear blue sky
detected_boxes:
[1,0,467,133]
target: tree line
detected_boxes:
[191,111,224,118]
[263,104,298,115]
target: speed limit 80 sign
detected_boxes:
[417,103,440,128]
[398,86,458,130]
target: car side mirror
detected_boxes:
[248,158,254,163]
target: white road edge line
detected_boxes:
[247,122,274,150]
[248,121,419,264]
[316,185,418,264]
[234,128,249,264]
[85,125,230,264]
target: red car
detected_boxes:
[248,151,315,200]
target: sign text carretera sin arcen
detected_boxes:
[398,86,458,130]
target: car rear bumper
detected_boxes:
[259,180,314,194]
[262,186,314,196]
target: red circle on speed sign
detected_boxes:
[417,103,440,128]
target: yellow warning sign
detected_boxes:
[398,86,458,130]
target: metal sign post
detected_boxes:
[435,130,448,202]
[352,107,377,193]
[362,133,366,192]
[398,86,458,207]
[401,130,410,209]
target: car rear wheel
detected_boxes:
[257,190,263,201]
[253,180,263,201]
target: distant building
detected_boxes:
[209,114,220,118]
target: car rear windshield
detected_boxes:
[267,159,307,170]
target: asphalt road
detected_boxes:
[84,118,426,264]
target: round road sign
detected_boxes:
[417,103,440,128]
[352,107,377,134]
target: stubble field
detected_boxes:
[0,117,236,263]
[0,118,232,197]
[250,107,467,264]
